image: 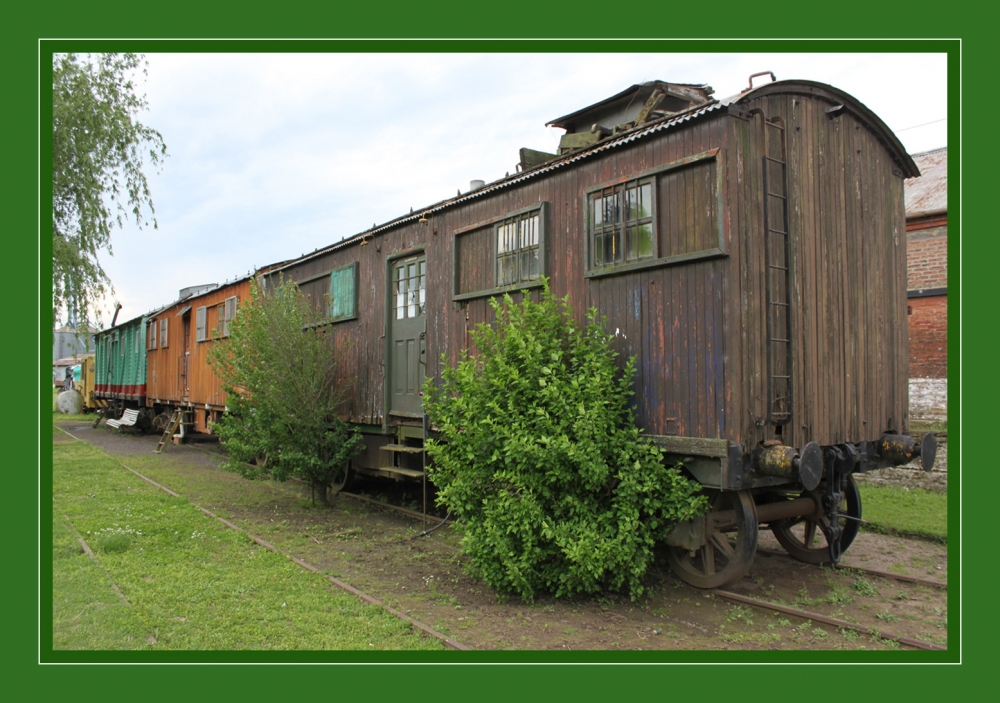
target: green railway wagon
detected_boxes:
[94,313,148,418]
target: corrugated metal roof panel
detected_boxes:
[265,101,727,276]
[905,148,947,217]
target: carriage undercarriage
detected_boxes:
[663,433,938,589]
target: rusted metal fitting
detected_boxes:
[877,433,937,472]
[753,442,823,490]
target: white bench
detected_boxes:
[107,408,140,429]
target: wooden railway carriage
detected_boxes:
[261,77,937,587]
[93,313,149,422]
[144,279,251,436]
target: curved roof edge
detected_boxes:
[734,80,920,178]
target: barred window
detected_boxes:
[496,212,541,287]
[589,178,654,269]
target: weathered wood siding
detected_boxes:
[734,93,909,450]
[270,112,740,446]
[268,86,910,458]
[94,315,147,400]
[145,279,252,414]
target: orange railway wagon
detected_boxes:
[144,278,251,436]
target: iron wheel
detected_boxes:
[330,462,356,495]
[665,489,758,589]
[770,473,861,563]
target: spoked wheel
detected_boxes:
[770,473,862,564]
[665,489,758,589]
[329,462,356,495]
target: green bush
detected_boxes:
[424,283,706,602]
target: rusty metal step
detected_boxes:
[372,466,426,479]
[380,444,425,454]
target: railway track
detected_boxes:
[187,443,452,525]
[67,429,947,652]
[710,589,947,651]
[56,426,471,651]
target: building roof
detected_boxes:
[905,148,947,218]
[54,324,99,334]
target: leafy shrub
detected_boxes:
[424,283,706,602]
[208,278,362,504]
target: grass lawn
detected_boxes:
[858,484,948,543]
[52,438,444,650]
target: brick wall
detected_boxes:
[906,224,947,290]
[908,295,947,378]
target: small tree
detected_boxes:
[424,283,707,602]
[208,278,362,505]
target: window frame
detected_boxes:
[294,264,360,329]
[586,176,657,271]
[494,209,543,289]
[196,306,207,342]
[327,262,359,323]
[583,148,728,279]
[148,319,157,349]
[452,202,548,302]
[223,296,238,336]
[159,317,169,348]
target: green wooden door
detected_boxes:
[389,255,426,418]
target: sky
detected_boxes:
[86,51,949,327]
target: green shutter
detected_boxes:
[328,263,358,321]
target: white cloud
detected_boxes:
[93,50,948,323]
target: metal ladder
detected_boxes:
[763,117,792,427]
[154,408,183,454]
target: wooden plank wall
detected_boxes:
[272,114,739,443]
[736,94,909,451]
[145,279,252,413]
[94,316,147,399]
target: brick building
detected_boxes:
[906,148,947,380]
[905,148,947,424]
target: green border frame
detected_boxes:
[11,2,979,697]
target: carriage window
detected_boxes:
[159,318,169,348]
[395,259,425,320]
[148,319,157,349]
[328,263,358,322]
[223,296,238,336]
[589,178,654,269]
[496,212,541,286]
[196,306,207,342]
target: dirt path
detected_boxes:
[57,421,949,651]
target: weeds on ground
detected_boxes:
[53,441,443,651]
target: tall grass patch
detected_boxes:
[858,484,947,542]
[52,440,442,650]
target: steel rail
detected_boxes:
[757,548,947,589]
[711,589,947,651]
[55,426,471,651]
[187,444,453,526]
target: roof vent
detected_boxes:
[469,179,485,192]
